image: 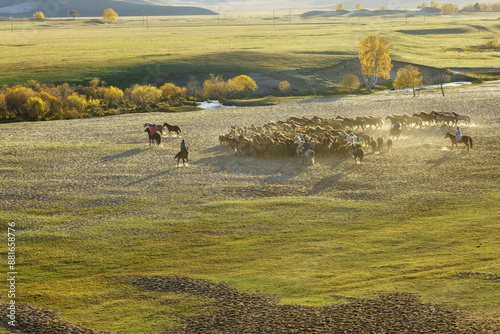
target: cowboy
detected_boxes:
[353,137,363,154]
[301,138,311,155]
[180,139,188,154]
[393,122,401,129]
[455,127,462,141]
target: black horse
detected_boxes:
[174,149,188,166]
[144,128,161,146]
[444,132,473,151]
[353,147,364,163]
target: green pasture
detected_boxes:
[0,12,499,89]
[1,190,499,333]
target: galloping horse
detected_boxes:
[389,127,402,140]
[303,150,315,166]
[444,132,473,151]
[353,147,364,163]
[163,123,182,137]
[174,149,188,166]
[144,128,161,146]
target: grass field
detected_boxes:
[0,12,499,89]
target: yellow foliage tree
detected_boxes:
[160,83,186,104]
[335,3,346,10]
[430,1,441,8]
[358,34,392,91]
[278,81,291,96]
[355,4,363,10]
[228,75,258,98]
[33,12,44,20]
[203,74,229,101]
[103,8,119,23]
[441,3,460,14]
[393,65,423,97]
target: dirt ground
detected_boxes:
[0,84,499,333]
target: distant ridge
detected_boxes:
[0,0,216,18]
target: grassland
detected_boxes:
[0,12,499,89]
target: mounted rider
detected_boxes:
[301,138,311,155]
[393,122,401,129]
[455,127,462,141]
[353,137,363,154]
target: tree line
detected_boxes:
[332,2,500,14]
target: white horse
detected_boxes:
[452,112,471,125]
[303,150,315,166]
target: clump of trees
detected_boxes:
[33,12,44,20]
[202,74,258,101]
[393,65,423,97]
[339,74,361,91]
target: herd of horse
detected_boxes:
[218,111,473,164]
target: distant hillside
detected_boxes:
[0,0,216,18]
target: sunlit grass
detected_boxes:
[0,13,498,88]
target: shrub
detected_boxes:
[484,40,500,50]
[38,92,61,119]
[160,83,185,104]
[26,97,47,120]
[103,86,124,108]
[279,81,291,96]
[126,84,162,110]
[4,87,36,119]
[203,74,230,101]
[64,93,88,118]
[228,75,258,98]
[339,74,360,91]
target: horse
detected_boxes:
[144,123,165,135]
[163,123,182,136]
[303,150,315,166]
[353,147,364,163]
[144,128,161,146]
[444,132,473,151]
[387,138,393,150]
[389,127,402,140]
[174,149,189,166]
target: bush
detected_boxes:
[64,93,88,118]
[339,74,361,91]
[103,86,124,108]
[160,83,185,104]
[4,87,37,119]
[26,97,47,120]
[38,92,61,119]
[279,81,291,96]
[126,84,162,110]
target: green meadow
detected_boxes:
[0,12,499,88]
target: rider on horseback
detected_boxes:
[353,137,363,154]
[180,139,188,155]
[301,138,311,155]
[455,127,462,141]
[393,122,401,129]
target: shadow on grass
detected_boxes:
[102,148,150,162]
[426,150,469,169]
[125,169,172,187]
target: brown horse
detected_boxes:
[353,147,364,163]
[445,132,473,151]
[163,123,182,136]
[144,128,161,146]
[174,149,188,166]
[389,127,402,140]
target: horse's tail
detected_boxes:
[469,136,473,149]
[177,127,182,135]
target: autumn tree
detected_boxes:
[430,1,441,8]
[355,3,363,9]
[228,75,258,98]
[103,8,119,23]
[203,74,229,101]
[160,83,186,104]
[279,81,291,96]
[33,12,44,20]
[339,74,360,91]
[335,3,346,10]
[358,34,393,91]
[393,65,423,97]
[69,10,80,20]
[441,3,460,14]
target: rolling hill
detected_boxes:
[0,0,216,18]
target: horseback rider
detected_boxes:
[180,139,188,155]
[455,127,462,141]
[149,124,157,137]
[301,138,311,155]
[393,122,401,129]
[353,137,363,154]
